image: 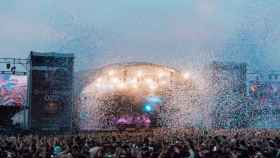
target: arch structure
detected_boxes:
[78,62,195,130]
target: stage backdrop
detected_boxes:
[29,52,74,131]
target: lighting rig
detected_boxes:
[0,58,30,75]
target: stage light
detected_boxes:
[145,78,157,90]
[145,78,153,84]
[137,70,143,77]
[117,82,126,89]
[158,72,164,78]
[11,66,16,74]
[108,70,115,76]
[144,104,152,112]
[149,83,157,90]
[95,82,101,88]
[111,77,119,84]
[94,78,104,87]
[128,78,138,89]
[6,63,10,69]
[158,71,168,78]
[183,72,190,80]
[96,78,103,83]
[132,84,139,89]
[128,78,137,84]
[144,118,151,124]
[160,80,167,85]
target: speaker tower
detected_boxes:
[28,52,74,131]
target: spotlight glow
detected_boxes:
[158,72,165,78]
[96,78,103,83]
[108,70,115,76]
[160,80,168,85]
[183,72,190,80]
[111,77,119,84]
[137,70,143,77]
[127,78,137,85]
[145,78,154,84]
[144,104,152,112]
[117,82,126,89]
[132,84,139,89]
[149,83,157,90]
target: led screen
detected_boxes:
[0,74,27,106]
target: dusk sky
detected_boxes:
[1,0,280,71]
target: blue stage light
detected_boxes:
[144,104,152,112]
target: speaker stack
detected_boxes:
[28,51,74,132]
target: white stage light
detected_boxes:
[117,82,126,89]
[108,70,115,76]
[96,78,103,83]
[183,72,190,80]
[111,77,119,84]
[137,70,143,77]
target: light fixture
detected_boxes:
[183,72,190,80]
[137,70,143,77]
[144,104,152,112]
[111,77,119,84]
[117,82,125,89]
[96,78,103,83]
[11,66,16,74]
[108,70,115,76]
[6,63,11,69]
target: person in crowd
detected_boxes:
[1,128,280,158]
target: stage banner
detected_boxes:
[29,52,74,131]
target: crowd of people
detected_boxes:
[1,128,280,158]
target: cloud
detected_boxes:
[0,15,64,57]
[0,0,280,71]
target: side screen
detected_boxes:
[0,74,27,106]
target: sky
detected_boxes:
[1,0,280,71]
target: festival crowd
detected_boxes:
[1,128,280,158]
